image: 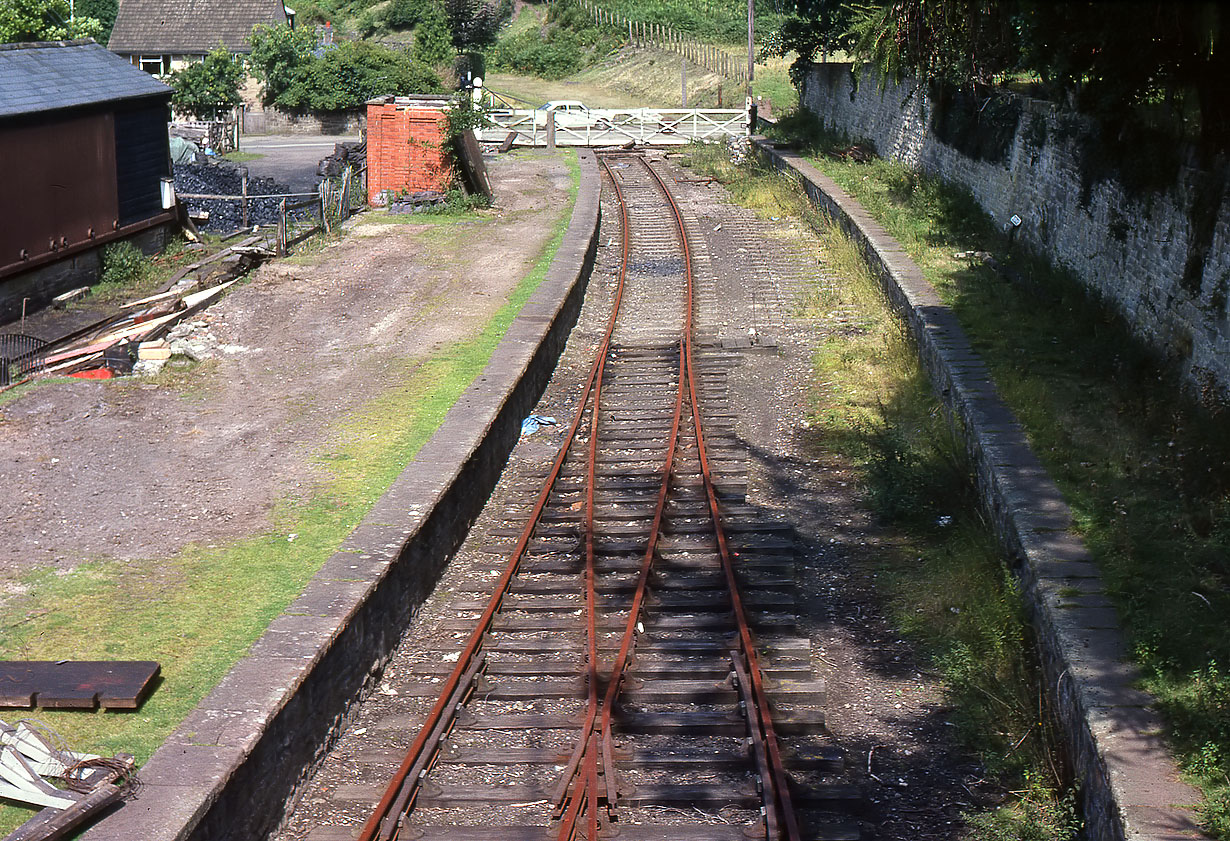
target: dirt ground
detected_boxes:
[0,149,574,583]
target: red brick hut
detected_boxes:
[365,95,455,205]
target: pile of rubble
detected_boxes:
[174,161,290,233]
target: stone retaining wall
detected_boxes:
[754,139,1207,841]
[243,107,365,136]
[798,62,1230,400]
[82,150,601,841]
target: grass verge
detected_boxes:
[0,150,580,832]
[765,111,1230,837]
[680,142,1082,839]
[221,151,266,163]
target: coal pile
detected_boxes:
[318,141,366,178]
[174,161,291,233]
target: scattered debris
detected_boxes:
[456,129,493,200]
[835,144,875,162]
[0,240,265,389]
[0,719,139,841]
[50,289,89,309]
[137,339,170,362]
[726,135,752,165]
[387,191,447,213]
[520,414,557,436]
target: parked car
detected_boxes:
[536,100,593,127]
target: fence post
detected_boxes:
[319,181,329,234]
[339,166,351,219]
[546,110,556,149]
[240,167,249,229]
[277,199,287,256]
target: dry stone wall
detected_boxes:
[799,62,1230,398]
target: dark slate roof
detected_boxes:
[0,40,171,120]
[108,0,288,54]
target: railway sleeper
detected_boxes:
[387,824,859,841]
[391,677,824,705]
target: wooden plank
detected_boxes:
[0,662,160,710]
[4,783,123,841]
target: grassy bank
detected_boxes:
[0,151,580,832]
[764,113,1230,836]
[487,42,795,112]
[679,145,1079,838]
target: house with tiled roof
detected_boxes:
[108,0,292,75]
[0,40,177,320]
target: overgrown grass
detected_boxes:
[766,111,1230,837]
[87,238,196,305]
[681,142,1082,839]
[0,152,580,832]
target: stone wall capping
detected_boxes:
[753,137,1208,840]
[82,151,601,841]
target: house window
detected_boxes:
[138,55,170,75]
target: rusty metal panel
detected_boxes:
[0,112,119,271]
[0,661,160,709]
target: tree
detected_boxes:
[413,2,455,66]
[844,0,1020,88]
[765,0,856,67]
[248,22,317,106]
[1,0,101,42]
[74,0,116,43]
[277,41,444,110]
[1017,1,1229,151]
[170,47,243,119]
[443,0,504,52]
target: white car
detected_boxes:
[537,100,593,127]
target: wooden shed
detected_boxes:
[0,39,178,321]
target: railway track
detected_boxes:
[348,153,861,841]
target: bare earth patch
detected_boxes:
[0,150,572,580]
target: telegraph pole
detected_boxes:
[747,0,757,131]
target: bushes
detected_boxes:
[386,0,433,29]
[491,28,587,78]
[99,242,151,289]
[489,1,620,79]
[249,27,444,109]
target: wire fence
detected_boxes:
[176,166,367,254]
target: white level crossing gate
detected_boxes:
[477,108,749,146]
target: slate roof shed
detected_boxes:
[0,38,170,120]
[108,0,289,57]
[0,40,176,301]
